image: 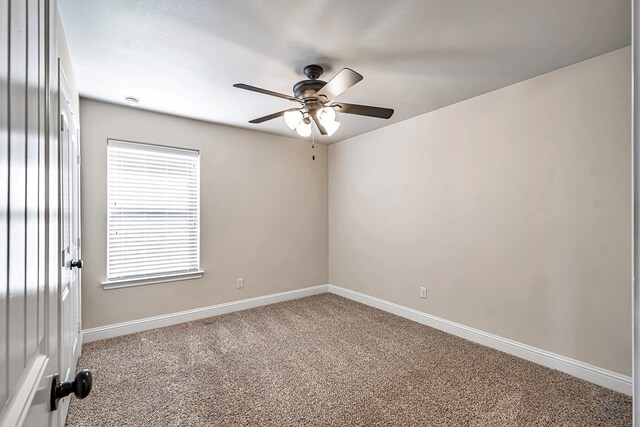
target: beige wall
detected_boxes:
[80,99,328,329]
[329,47,632,375]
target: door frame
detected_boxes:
[633,0,639,422]
[56,62,82,427]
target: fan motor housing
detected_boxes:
[293,80,326,101]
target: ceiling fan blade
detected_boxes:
[316,68,363,102]
[248,108,299,124]
[332,103,394,119]
[311,114,328,136]
[234,83,300,103]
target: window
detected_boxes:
[104,140,201,288]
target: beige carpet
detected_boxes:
[67,294,631,426]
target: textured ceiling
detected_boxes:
[59,0,630,143]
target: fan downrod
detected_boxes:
[303,64,324,80]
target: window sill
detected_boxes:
[101,271,204,290]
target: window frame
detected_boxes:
[101,139,203,290]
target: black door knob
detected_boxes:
[50,369,93,411]
[70,259,83,269]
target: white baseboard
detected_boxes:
[83,284,329,343]
[82,283,631,396]
[327,285,632,396]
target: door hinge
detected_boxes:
[60,116,64,132]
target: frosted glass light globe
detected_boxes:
[284,110,303,130]
[324,120,341,136]
[296,120,312,137]
[317,107,336,124]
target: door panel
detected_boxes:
[71,125,81,362]
[7,0,28,395]
[26,0,42,372]
[0,0,8,410]
[38,0,48,351]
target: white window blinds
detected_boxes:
[107,140,200,282]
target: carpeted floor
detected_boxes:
[67,294,632,426]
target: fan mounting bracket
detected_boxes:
[303,64,324,80]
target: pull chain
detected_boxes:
[311,126,315,160]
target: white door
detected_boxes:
[0,0,59,426]
[57,68,82,424]
[1,1,90,426]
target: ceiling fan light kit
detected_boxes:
[234,64,394,138]
[286,106,341,136]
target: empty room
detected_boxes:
[1,0,638,426]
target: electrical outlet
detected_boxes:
[236,278,244,289]
[420,287,427,298]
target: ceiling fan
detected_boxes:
[233,64,394,137]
